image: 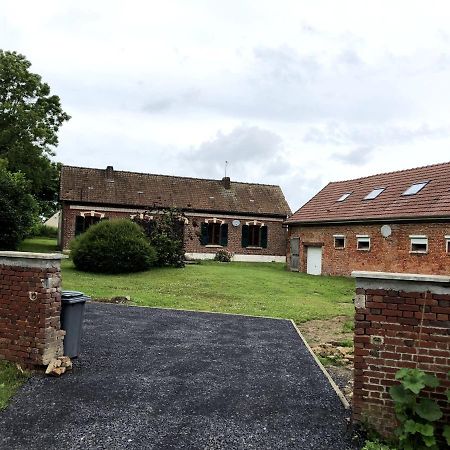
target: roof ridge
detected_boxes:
[329,160,450,184]
[61,165,282,188]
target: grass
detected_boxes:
[0,361,29,410]
[18,237,58,253]
[17,237,355,323]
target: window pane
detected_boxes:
[334,237,345,248]
[337,193,351,202]
[402,182,428,196]
[208,223,221,245]
[248,225,261,246]
[357,237,370,250]
[364,188,385,200]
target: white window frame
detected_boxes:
[445,235,450,254]
[409,235,428,254]
[356,235,371,251]
[333,234,346,249]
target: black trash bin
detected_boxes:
[60,290,89,358]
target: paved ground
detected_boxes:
[0,303,357,449]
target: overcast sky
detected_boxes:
[2,1,450,211]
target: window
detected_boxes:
[75,215,102,236]
[410,235,428,253]
[334,235,346,249]
[402,181,428,196]
[337,192,351,202]
[357,235,371,251]
[446,236,450,253]
[364,188,385,200]
[200,222,228,246]
[242,224,268,248]
[207,222,221,245]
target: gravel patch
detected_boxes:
[0,304,358,449]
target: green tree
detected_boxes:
[0,50,70,216]
[0,165,38,250]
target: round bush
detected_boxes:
[214,249,233,262]
[70,219,157,273]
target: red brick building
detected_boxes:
[286,162,450,276]
[59,165,291,262]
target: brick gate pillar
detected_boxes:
[351,271,450,437]
[0,251,66,368]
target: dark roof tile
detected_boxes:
[60,165,291,217]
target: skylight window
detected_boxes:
[336,192,351,202]
[364,188,385,200]
[337,192,351,202]
[402,181,428,196]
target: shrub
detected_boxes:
[0,166,38,250]
[133,208,187,268]
[29,223,58,238]
[214,249,233,262]
[70,219,157,273]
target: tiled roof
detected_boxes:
[286,161,450,224]
[60,165,291,217]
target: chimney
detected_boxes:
[106,165,114,179]
[222,176,231,189]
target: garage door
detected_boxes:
[306,246,322,275]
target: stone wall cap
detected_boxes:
[351,271,450,283]
[0,251,67,260]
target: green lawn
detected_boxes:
[62,260,354,322]
[0,361,29,410]
[18,237,58,253]
[17,237,355,323]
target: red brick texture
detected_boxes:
[352,284,450,437]
[0,256,65,368]
[61,204,287,257]
[287,222,450,276]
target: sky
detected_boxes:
[2,0,450,211]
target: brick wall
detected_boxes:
[61,204,287,259]
[287,222,450,275]
[0,252,65,368]
[352,272,450,437]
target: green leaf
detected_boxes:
[422,373,439,389]
[421,434,437,448]
[443,425,450,446]
[397,369,426,394]
[395,368,410,380]
[390,385,415,405]
[415,398,443,422]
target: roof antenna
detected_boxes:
[224,160,228,178]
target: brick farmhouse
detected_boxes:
[286,162,450,276]
[59,165,291,262]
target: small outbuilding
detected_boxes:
[285,161,450,276]
[59,165,291,262]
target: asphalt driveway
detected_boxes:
[0,303,355,449]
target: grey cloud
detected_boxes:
[183,125,286,179]
[304,123,450,147]
[332,146,375,166]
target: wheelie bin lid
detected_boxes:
[61,290,89,304]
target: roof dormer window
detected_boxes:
[402,181,428,196]
[364,188,385,200]
[337,192,351,202]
